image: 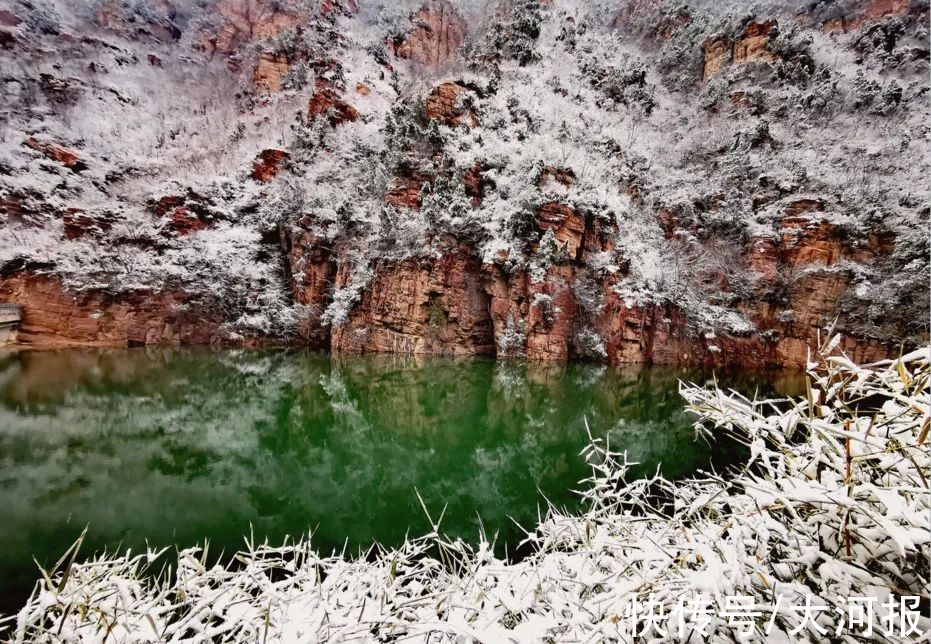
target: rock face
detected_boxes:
[0,274,227,347]
[96,0,181,41]
[821,0,917,33]
[200,0,307,56]
[293,204,897,367]
[270,178,902,368]
[149,194,217,236]
[702,20,780,80]
[463,163,484,206]
[331,243,495,356]
[5,197,902,366]
[307,85,359,125]
[62,209,118,240]
[23,138,87,172]
[485,264,578,361]
[280,225,338,346]
[737,209,898,367]
[536,203,586,258]
[425,82,478,127]
[252,52,290,91]
[251,149,290,182]
[733,20,779,64]
[2,0,921,369]
[702,35,732,79]
[386,171,430,210]
[388,1,466,67]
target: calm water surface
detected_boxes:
[0,347,803,612]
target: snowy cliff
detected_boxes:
[0,0,928,364]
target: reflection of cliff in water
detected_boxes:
[0,347,803,612]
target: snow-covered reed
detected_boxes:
[5,336,929,642]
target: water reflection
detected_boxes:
[0,347,802,612]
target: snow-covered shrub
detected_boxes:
[376,205,430,260]
[527,228,566,282]
[578,42,656,115]
[419,173,480,240]
[320,261,373,327]
[852,18,920,71]
[838,225,931,343]
[572,326,606,360]
[849,70,883,110]
[700,76,731,112]
[572,273,604,318]
[473,0,544,67]
[769,22,815,84]
[497,314,526,358]
[530,291,555,325]
[649,10,728,90]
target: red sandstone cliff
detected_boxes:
[331,242,495,357]
[387,1,466,68]
[0,274,229,348]
[0,1,923,367]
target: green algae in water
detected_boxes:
[0,347,802,613]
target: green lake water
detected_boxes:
[0,347,803,613]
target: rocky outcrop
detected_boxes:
[611,0,691,40]
[199,0,308,56]
[96,0,181,42]
[738,207,898,366]
[280,225,337,346]
[485,264,578,361]
[702,20,780,80]
[62,209,118,240]
[38,74,80,104]
[1,0,921,370]
[596,294,693,365]
[253,52,290,91]
[0,273,227,347]
[734,20,779,64]
[747,201,895,282]
[463,163,484,206]
[23,138,87,172]
[307,84,359,125]
[702,35,732,79]
[481,199,618,362]
[538,166,575,190]
[331,243,494,356]
[820,0,919,33]
[425,82,478,127]
[479,190,899,367]
[388,1,466,67]
[535,203,584,257]
[320,0,359,17]
[149,193,218,236]
[5,204,901,365]
[251,149,290,182]
[386,171,431,210]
